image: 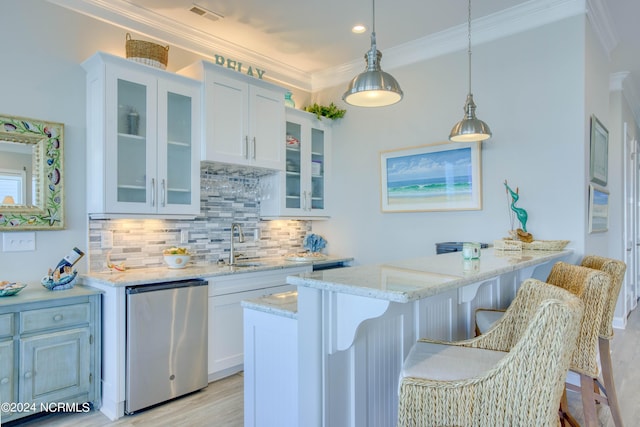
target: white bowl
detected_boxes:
[163,254,191,269]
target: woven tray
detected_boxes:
[125,33,169,70]
[494,239,523,251]
[521,240,570,251]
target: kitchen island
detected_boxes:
[244,248,571,427]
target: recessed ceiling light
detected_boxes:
[352,24,367,34]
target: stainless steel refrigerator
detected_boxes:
[125,279,208,414]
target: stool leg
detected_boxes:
[581,374,599,427]
[559,389,580,427]
[599,337,624,427]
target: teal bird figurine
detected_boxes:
[504,180,528,233]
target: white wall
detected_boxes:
[0,0,204,283]
[313,16,590,266]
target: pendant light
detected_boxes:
[342,0,403,107]
[449,0,491,142]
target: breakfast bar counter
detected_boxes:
[244,248,572,427]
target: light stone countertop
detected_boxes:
[287,248,572,303]
[242,290,299,319]
[80,256,353,287]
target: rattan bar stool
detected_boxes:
[563,256,626,427]
[476,261,613,427]
[397,279,585,427]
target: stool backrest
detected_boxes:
[580,255,627,339]
[546,261,611,377]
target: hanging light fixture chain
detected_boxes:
[467,0,472,95]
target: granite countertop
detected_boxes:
[242,290,298,319]
[287,248,571,303]
[80,255,353,287]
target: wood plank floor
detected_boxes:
[7,307,640,426]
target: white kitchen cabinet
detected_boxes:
[206,266,309,381]
[261,108,331,218]
[83,52,201,217]
[179,61,286,170]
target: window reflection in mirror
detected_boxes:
[0,115,64,230]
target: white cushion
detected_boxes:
[399,341,507,394]
[475,309,504,334]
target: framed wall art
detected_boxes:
[380,141,482,212]
[589,114,608,186]
[588,184,609,233]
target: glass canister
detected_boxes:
[462,242,481,259]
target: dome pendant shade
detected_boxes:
[449,0,491,142]
[449,93,492,142]
[343,44,403,107]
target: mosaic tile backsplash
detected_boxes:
[87,167,311,272]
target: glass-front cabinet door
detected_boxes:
[310,127,325,210]
[108,69,157,214]
[285,121,302,209]
[261,107,330,218]
[157,79,200,215]
[113,78,155,210]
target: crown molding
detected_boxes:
[46,0,313,90]
[49,0,588,93]
[586,0,618,58]
[611,72,640,125]
[314,0,587,90]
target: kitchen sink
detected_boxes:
[231,262,265,268]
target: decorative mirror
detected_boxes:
[0,114,64,230]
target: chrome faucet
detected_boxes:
[229,223,245,265]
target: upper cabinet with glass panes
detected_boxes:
[83,52,201,218]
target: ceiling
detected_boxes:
[49,0,640,109]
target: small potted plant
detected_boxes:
[304,102,346,120]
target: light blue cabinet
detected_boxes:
[0,286,101,423]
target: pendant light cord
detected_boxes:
[467,0,472,95]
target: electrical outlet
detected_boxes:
[101,231,113,248]
[2,232,36,252]
[180,229,189,244]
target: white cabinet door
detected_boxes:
[84,52,201,217]
[249,85,285,169]
[203,73,249,163]
[209,284,295,379]
[261,107,331,218]
[185,61,285,170]
[206,266,309,380]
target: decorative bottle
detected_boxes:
[54,247,85,273]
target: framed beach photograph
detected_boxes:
[589,114,608,186]
[588,184,609,233]
[380,141,482,212]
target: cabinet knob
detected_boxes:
[24,371,32,379]
[0,377,8,384]
[53,314,63,321]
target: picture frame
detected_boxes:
[589,115,608,186]
[380,141,482,212]
[588,184,609,233]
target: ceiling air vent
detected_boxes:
[189,4,224,22]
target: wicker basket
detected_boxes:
[125,33,169,70]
